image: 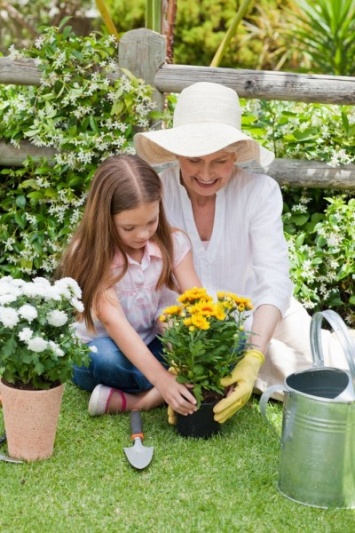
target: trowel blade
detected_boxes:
[124,438,154,470]
[123,411,154,470]
[0,453,23,464]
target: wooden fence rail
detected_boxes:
[1,28,354,189]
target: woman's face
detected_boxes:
[177,150,236,198]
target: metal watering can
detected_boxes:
[259,310,355,508]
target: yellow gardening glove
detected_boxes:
[167,404,177,425]
[213,349,265,423]
[167,367,177,425]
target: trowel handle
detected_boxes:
[130,411,144,441]
[259,384,285,442]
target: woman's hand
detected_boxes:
[213,349,265,423]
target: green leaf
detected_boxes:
[15,195,26,208]
[89,116,99,134]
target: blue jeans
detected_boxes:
[73,336,166,393]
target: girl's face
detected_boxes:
[113,201,160,257]
[177,150,236,198]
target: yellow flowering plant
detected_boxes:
[159,287,253,407]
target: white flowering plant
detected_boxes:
[0,276,90,390]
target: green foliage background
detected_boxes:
[4,1,355,74]
[0,3,355,325]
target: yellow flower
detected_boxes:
[191,314,210,330]
[245,300,253,311]
[162,305,182,316]
[178,287,212,304]
[183,318,192,327]
[189,301,215,317]
[220,299,234,311]
[159,314,166,322]
[186,303,199,314]
[213,304,226,321]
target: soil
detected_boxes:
[1,379,61,391]
[201,389,225,403]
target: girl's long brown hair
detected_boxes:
[56,154,177,330]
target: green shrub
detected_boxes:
[241,98,355,164]
[285,195,355,326]
[240,98,355,326]
[0,23,155,278]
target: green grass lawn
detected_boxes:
[0,383,353,532]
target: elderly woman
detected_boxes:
[134,82,350,423]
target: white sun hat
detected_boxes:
[134,82,274,167]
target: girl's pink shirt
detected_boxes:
[75,231,190,344]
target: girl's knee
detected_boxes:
[89,337,128,370]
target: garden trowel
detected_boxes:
[0,434,23,464]
[123,411,154,470]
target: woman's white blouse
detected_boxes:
[160,165,293,317]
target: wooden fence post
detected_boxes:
[119,28,166,112]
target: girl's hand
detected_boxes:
[156,371,197,415]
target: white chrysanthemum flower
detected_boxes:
[18,304,38,322]
[0,294,17,305]
[0,306,19,328]
[43,286,62,301]
[71,298,84,313]
[47,310,68,327]
[33,277,52,288]
[18,327,33,342]
[22,282,46,298]
[48,341,65,357]
[55,278,82,299]
[0,278,22,297]
[9,277,26,288]
[27,337,48,352]
[89,345,98,353]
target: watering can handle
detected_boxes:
[259,384,285,442]
[310,310,355,394]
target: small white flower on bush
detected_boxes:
[47,310,68,327]
[0,275,90,389]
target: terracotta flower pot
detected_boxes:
[176,401,221,439]
[0,379,65,462]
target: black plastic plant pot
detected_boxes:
[176,402,221,439]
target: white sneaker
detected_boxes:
[88,384,127,416]
[88,384,113,416]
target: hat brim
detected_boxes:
[135,123,274,167]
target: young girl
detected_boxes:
[57,154,200,416]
